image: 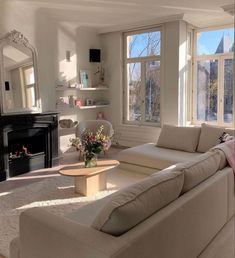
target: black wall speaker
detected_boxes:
[89,49,101,62]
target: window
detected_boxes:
[21,65,36,108]
[124,28,161,125]
[193,27,234,126]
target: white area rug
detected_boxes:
[0,169,146,258]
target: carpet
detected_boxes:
[0,168,146,258]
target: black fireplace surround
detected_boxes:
[0,112,59,181]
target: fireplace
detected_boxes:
[0,112,59,181]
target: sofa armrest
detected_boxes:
[10,237,20,258]
[19,207,128,258]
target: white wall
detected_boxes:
[0,1,57,112]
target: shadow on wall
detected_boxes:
[56,23,78,87]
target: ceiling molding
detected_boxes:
[98,13,185,34]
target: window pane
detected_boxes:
[26,86,36,107]
[224,59,233,123]
[145,61,160,123]
[24,66,35,85]
[197,60,218,122]
[197,28,234,55]
[127,31,161,58]
[127,63,141,121]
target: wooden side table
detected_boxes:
[59,159,119,196]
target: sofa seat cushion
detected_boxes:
[117,143,201,170]
[157,124,201,152]
[92,170,184,236]
[176,150,226,194]
[197,123,235,153]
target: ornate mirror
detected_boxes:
[0,30,41,115]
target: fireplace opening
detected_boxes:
[0,112,59,181]
[8,128,47,177]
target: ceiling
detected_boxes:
[11,0,235,32]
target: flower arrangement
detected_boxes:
[69,125,110,167]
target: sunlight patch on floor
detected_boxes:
[0,192,11,197]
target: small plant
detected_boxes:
[69,125,110,167]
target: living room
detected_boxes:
[0,0,234,257]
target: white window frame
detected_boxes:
[186,27,194,124]
[123,27,162,127]
[192,25,234,127]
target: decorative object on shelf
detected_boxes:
[67,81,76,88]
[56,97,69,109]
[80,70,91,88]
[75,83,82,89]
[59,119,78,129]
[94,65,105,86]
[96,111,106,120]
[56,79,66,88]
[86,98,93,106]
[75,99,83,107]
[69,125,110,167]
[68,95,75,107]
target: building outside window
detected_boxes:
[193,26,234,126]
[123,28,161,125]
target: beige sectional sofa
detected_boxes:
[117,123,235,174]
[10,146,235,258]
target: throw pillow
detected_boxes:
[197,123,235,153]
[156,124,201,152]
[92,170,184,236]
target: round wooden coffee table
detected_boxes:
[59,159,119,196]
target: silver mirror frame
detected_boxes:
[0,30,41,115]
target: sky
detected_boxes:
[197,27,234,55]
[127,27,234,58]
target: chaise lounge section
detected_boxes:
[117,123,235,174]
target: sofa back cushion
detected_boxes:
[197,123,235,153]
[177,150,226,194]
[156,124,201,153]
[92,170,184,236]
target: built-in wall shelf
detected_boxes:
[79,104,109,109]
[57,104,109,112]
[56,87,109,91]
[56,84,110,119]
